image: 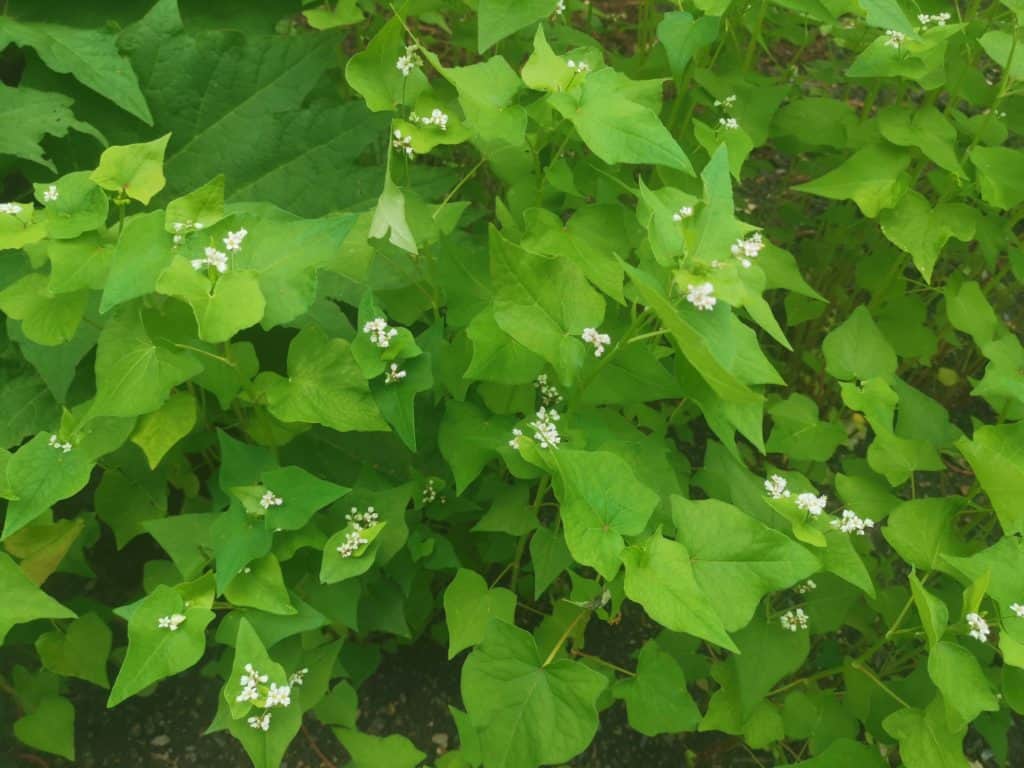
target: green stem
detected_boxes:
[849,660,911,708]
[433,157,485,220]
[510,475,550,592]
[542,608,590,667]
[571,649,636,677]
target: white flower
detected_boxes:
[686,282,716,311]
[534,373,563,407]
[223,228,247,252]
[830,508,875,535]
[260,490,283,510]
[714,94,737,109]
[730,232,764,267]
[289,668,309,687]
[529,407,561,449]
[395,46,421,77]
[581,327,611,357]
[247,712,272,731]
[157,614,186,631]
[416,108,449,131]
[265,683,291,708]
[43,185,59,203]
[422,480,438,504]
[237,663,267,703]
[795,579,817,595]
[346,506,379,528]
[566,59,590,74]
[1011,603,1024,618]
[917,12,950,27]
[554,0,566,14]
[337,529,370,558]
[966,612,990,642]
[337,506,379,557]
[780,608,809,632]
[191,247,228,273]
[0,202,23,215]
[884,29,906,47]
[384,363,407,384]
[718,117,739,130]
[363,317,399,348]
[194,222,204,230]
[672,205,694,222]
[764,474,791,499]
[392,129,415,158]
[48,434,72,453]
[796,492,828,517]
[508,427,524,450]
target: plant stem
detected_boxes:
[434,157,485,220]
[542,608,590,667]
[510,475,549,592]
[849,660,911,708]
[571,649,636,677]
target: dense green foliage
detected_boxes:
[0,0,1022,765]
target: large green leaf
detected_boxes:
[0,551,76,643]
[927,641,998,726]
[794,143,910,217]
[14,694,76,760]
[883,699,970,768]
[155,258,265,343]
[957,422,1024,535]
[0,84,102,171]
[35,612,112,688]
[615,640,700,736]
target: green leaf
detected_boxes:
[788,738,887,767]
[101,211,174,312]
[0,273,87,346]
[130,391,197,469]
[877,106,964,177]
[822,306,897,381]
[2,432,95,540]
[615,641,700,736]
[14,694,76,760]
[0,372,58,450]
[165,174,225,231]
[461,620,606,768]
[224,554,296,616]
[254,327,387,434]
[945,281,998,348]
[333,729,426,768]
[621,530,737,652]
[672,497,820,631]
[0,551,76,643]
[657,12,720,77]
[956,422,1024,535]
[979,30,1024,79]
[259,465,349,531]
[0,17,151,123]
[882,497,968,572]
[529,525,573,599]
[879,190,976,283]
[521,26,573,92]
[859,0,915,34]
[444,569,517,659]
[108,584,215,706]
[91,308,203,420]
[549,449,658,580]
[478,0,557,51]
[0,85,102,172]
[35,612,111,688]
[320,522,387,584]
[345,17,428,112]
[155,258,266,343]
[910,572,948,648]
[766,394,847,462]
[47,234,114,295]
[970,146,1024,210]
[927,641,998,726]
[794,143,910,217]
[883,699,970,768]
[369,171,417,254]
[90,135,170,205]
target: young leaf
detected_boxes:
[443,569,517,659]
[90,135,171,204]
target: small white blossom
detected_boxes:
[795,579,817,595]
[392,129,415,158]
[1010,603,1024,618]
[566,59,590,74]
[396,45,422,77]
[247,712,272,731]
[917,12,950,27]
[195,222,204,230]
[0,202,24,215]
[796,492,828,517]
[42,185,59,203]
[413,108,449,131]
[884,30,906,47]
[534,373,563,407]
[191,246,228,273]
[363,317,399,348]
[581,327,611,357]
[384,363,407,384]
[966,612,990,642]
[337,506,379,557]
[237,662,269,703]
[260,490,283,510]
[336,529,369,558]
[718,117,739,130]
[831,508,875,535]
[764,474,791,499]
[48,434,73,453]
[672,205,694,222]
[508,427,524,450]
[223,228,248,252]
[686,282,716,311]
[422,480,438,504]
[553,0,566,14]
[714,94,737,109]
[780,608,809,632]
[265,683,291,708]
[157,614,186,631]
[730,232,764,268]
[289,668,309,687]
[530,407,561,449]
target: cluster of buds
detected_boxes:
[392,130,415,158]
[48,434,72,453]
[534,374,563,407]
[764,475,791,499]
[672,205,694,222]
[384,363,407,384]
[686,282,716,311]
[795,579,817,595]
[884,30,906,48]
[730,232,764,268]
[566,59,590,74]
[831,509,875,535]
[363,317,398,348]
[157,614,186,631]
[410,109,449,131]
[42,185,59,203]
[917,12,950,27]
[171,219,204,246]
[337,507,380,558]
[796,492,828,517]
[780,608,809,632]
[395,45,422,77]
[259,490,283,511]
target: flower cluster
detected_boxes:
[157,614,186,631]
[48,434,72,453]
[289,668,309,687]
[363,317,398,348]
[392,130,415,158]
[171,219,204,246]
[917,12,950,26]
[422,479,438,505]
[337,507,379,558]
[567,59,590,74]
[714,94,737,109]
[884,30,906,48]
[237,661,298,732]
[795,579,817,595]
[223,228,247,252]
[395,45,421,77]
[581,327,611,357]
[265,683,291,708]
[248,712,272,732]
[831,508,875,535]
[553,0,566,15]
[1011,603,1024,618]
[672,205,694,222]
[385,362,407,384]
[530,407,561,449]
[237,663,269,703]
[43,185,59,203]
[0,202,24,215]
[410,109,449,131]
[764,474,790,499]
[534,373,563,407]
[966,612,990,642]
[259,490,283,510]
[730,232,764,268]
[718,117,739,130]
[780,609,809,632]
[796,492,828,517]
[190,246,228,273]
[686,282,716,311]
